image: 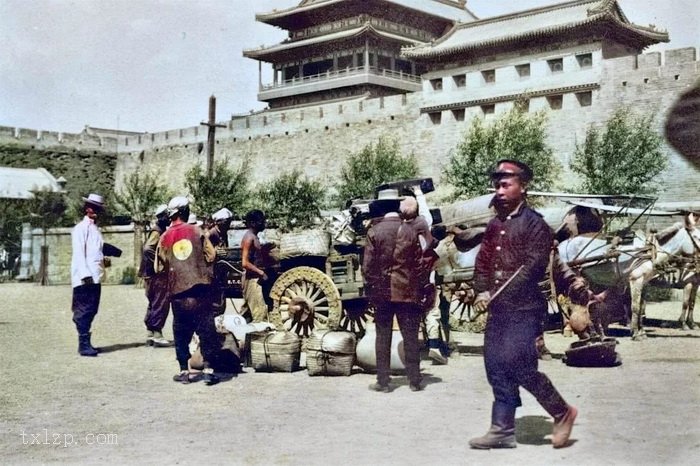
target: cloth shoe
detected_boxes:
[151,331,171,347]
[469,402,516,449]
[368,382,391,393]
[552,405,578,448]
[78,333,98,357]
[172,370,191,384]
[146,330,154,347]
[428,348,448,365]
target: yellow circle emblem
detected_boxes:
[172,239,193,261]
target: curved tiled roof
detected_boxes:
[257,0,476,24]
[403,0,668,60]
[243,24,422,61]
[0,167,62,200]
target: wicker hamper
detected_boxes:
[306,330,357,376]
[248,331,301,372]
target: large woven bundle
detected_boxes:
[248,331,301,372]
[279,229,330,259]
[306,330,357,376]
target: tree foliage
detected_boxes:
[443,106,559,199]
[28,187,68,243]
[570,109,666,195]
[257,169,326,231]
[184,157,251,218]
[335,137,420,205]
[0,199,29,256]
[113,172,172,225]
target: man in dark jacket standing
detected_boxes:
[138,204,171,347]
[469,160,577,449]
[363,188,426,392]
[156,196,229,384]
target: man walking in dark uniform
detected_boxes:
[469,160,577,449]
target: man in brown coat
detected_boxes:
[156,196,233,384]
[363,188,427,392]
[138,204,171,347]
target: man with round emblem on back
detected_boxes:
[156,196,230,384]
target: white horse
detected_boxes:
[558,210,700,340]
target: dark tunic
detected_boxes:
[473,201,565,410]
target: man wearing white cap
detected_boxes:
[156,196,237,384]
[208,207,233,248]
[70,193,106,357]
[138,204,171,347]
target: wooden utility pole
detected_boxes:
[201,95,226,177]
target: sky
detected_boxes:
[0,0,698,134]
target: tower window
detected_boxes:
[482,69,496,84]
[576,53,593,69]
[548,58,563,73]
[516,64,530,78]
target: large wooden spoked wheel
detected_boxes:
[269,266,342,337]
[339,300,375,335]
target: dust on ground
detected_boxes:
[1,283,699,465]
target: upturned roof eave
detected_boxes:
[244,25,423,62]
[403,14,668,62]
[256,0,469,29]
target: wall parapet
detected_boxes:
[0,125,117,153]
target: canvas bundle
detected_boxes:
[248,331,301,372]
[306,330,357,376]
[279,230,330,259]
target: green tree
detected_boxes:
[257,169,326,231]
[113,172,172,283]
[0,199,29,260]
[444,106,559,199]
[113,172,172,226]
[571,109,666,195]
[335,136,420,205]
[27,187,68,285]
[184,157,251,218]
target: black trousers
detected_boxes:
[72,283,101,335]
[144,274,170,332]
[171,285,225,371]
[375,302,423,386]
[484,309,566,416]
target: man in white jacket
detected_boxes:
[71,193,106,357]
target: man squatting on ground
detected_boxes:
[364,188,428,392]
[156,196,231,385]
[138,204,171,347]
[469,160,577,449]
[71,193,107,357]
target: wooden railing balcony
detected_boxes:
[262,66,421,91]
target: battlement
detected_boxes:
[2,46,696,159]
[0,125,117,153]
[114,92,423,155]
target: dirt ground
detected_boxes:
[1,282,699,465]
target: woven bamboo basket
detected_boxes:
[306,330,357,376]
[249,331,301,372]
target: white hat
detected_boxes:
[187,213,203,226]
[154,204,168,217]
[82,193,105,209]
[375,188,404,201]
[212,208,233,221]
[167,196,189,218]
